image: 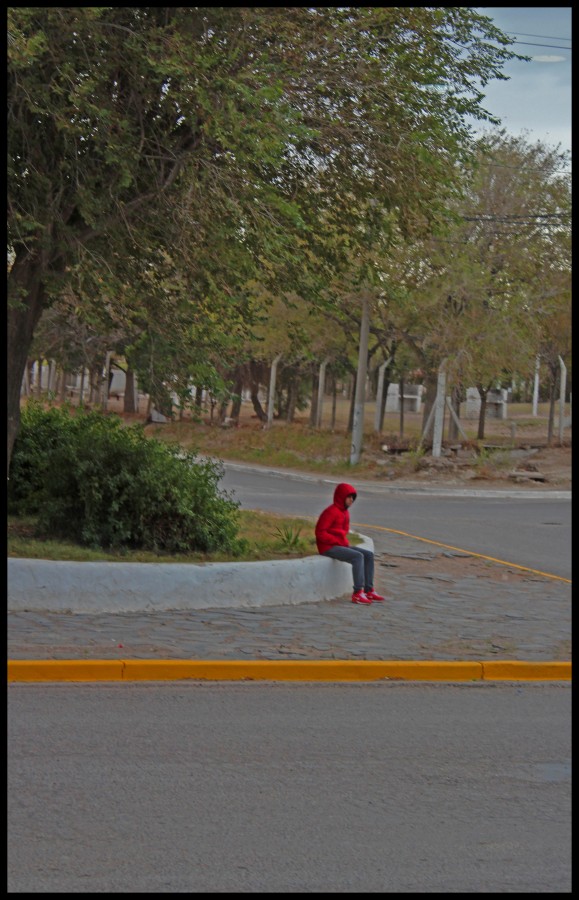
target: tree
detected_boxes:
[8,7,519,472]
[387,130,571,441]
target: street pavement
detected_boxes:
[8,527,571,663]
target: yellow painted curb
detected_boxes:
[7,659,571,682]
[8,660,124,682]
[482,660,572,681]
[121,659,482,682]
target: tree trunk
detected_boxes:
[379,376,390,433]
[7,255,48,476]
[476,384,487,440]
[25,359,35,394]
[35,359,44,395]
[248,361,267,421]
[399,376,404,439]
[251,392,267,421]
[124,368,138,413]
[59,368,68,402]
[250,388,267,421]
[309,365,319,427]
[330,374,337,431]
[447,386,462,442]
[88,365,99,403]
[420,370,438,437]
[228,371,244,421]
[79,368,87,407]
[21,360,31,397]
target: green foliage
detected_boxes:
[8,7,522,332]
[273,523,305,552]
[8,401,76,515]
[8,6,526,474]
[9,404,243,554]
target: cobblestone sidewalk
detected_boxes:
[8,532,570,662]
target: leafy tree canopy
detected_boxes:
[8,6,520,468]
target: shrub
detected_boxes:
[8,401,77,515]
[9,404,243,554]
[272,523,305,552]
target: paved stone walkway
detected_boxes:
[8,532,571,662]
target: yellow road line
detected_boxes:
[352,522,572,584]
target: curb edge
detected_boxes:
[7,659,572,683]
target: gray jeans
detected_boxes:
[322,545,375,593]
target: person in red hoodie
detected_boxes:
[315,482,385,605]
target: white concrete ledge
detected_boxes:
[8,535,373,613]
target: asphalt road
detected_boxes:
[8,682,571,893]
[219,463,572,581]
[8,464,571,893]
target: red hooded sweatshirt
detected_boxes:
[315,482,357,554]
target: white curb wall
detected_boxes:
[8,535,373,613]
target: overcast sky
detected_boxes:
[471,7,571,159]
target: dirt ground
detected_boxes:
[392,444,572,492]
[94,394,574,492]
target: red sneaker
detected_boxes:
[352,590,372,604]
[365,590,385,602]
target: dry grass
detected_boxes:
[139,397,571,485]
[7,509,322,563]
[17,393,572,491]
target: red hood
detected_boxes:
[333,482,357,510]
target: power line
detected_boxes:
[509,40,571,50]
[505,31,571,42]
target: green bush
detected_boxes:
[9,404,243,554]
[8,401,77,515]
